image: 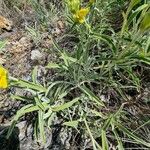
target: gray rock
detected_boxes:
[17,121,52,150]
[31,50,44,61]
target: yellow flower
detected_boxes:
[73,8,89,23]
[0,66,8,89]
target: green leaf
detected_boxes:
[146,36,150,53]
[48,113,56,126]
[127,0,141,14]
[92,33,116,54]
[60,52,77,67]
[10,77,46,92]
[116,122,150,147]
[52,97,79,112]
[35,97,46,111]
[7,104,39,139]
[84,119,102,150]
[11,95,33,101]
[121,0,141,35]
[0,40,7,51]
[6,121,17,139]
[102,130,109,150]
[13,104,36,120]
[43,108,52,120]
[63,120,79,128]
[127,4,148,27]
[46,63,61,69]
[91,109,106,119]
[132,55,150,65]
[38,110,46,143]
[32,66,38,83]
[14,105,40,121]
[34,120,39,140]
[80,86,105,106]
[102,115,113,131]
[45,81,62,96]
[112,128,124,150]
[60,52,69,66]
[140,12,150,32]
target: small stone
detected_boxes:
[57,20,65,30]
[17,121,27,140]
[0,58,6,65]
[4,101,9,107]
[31,49,44,61]
[51,28,61,36]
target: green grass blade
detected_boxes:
[38,110,46,143]
[32,66,38,83]
[80,86,105,106]
[6,121,17,139]
[112,128,124,150]
[116,122,150,147]
[63,120,79,128]
[84,119,102,150]
[10,77,46,92]
[102,130,109,150]
[52,97,79,112]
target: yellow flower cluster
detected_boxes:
[67,0,95,24]
[73,8,89,24]
[0,66,8,89]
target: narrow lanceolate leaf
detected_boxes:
[10,77,46,92]
[32,66,38,83]
[102,115,113,131]
[84,119,102,150]
[132,55,150,65]
[127,0,141,14]
[127,4,148,27]
[80,86,105,106]
[140,12,150,32]
[91,109,106,119]
[102,130,109,150]
[52,97,79,112]
[63,120,79,128]
[34,120,39,140]
[146,36,150,53]
[7,104,39,139]
[11,95,33,101]
[92,33,116,54]
[60,52,77,67]
[116,122,150,147]
[0,40,7,51]
[38,110,46,143]
[43,108,52,120]
[112,128,124,150]
[21,105,40,114]
[35,97,45,111]
[6,121,17,139]
[121,0,140,35]
[13,104,35,120]
[46,63,61,69]
[45,81,62,97]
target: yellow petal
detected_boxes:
[74,8,89,23]
[0,66,8,89]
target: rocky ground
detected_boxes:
[0,4,71,149]
[0,1,150,150]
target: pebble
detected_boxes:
[31,49,44,61]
